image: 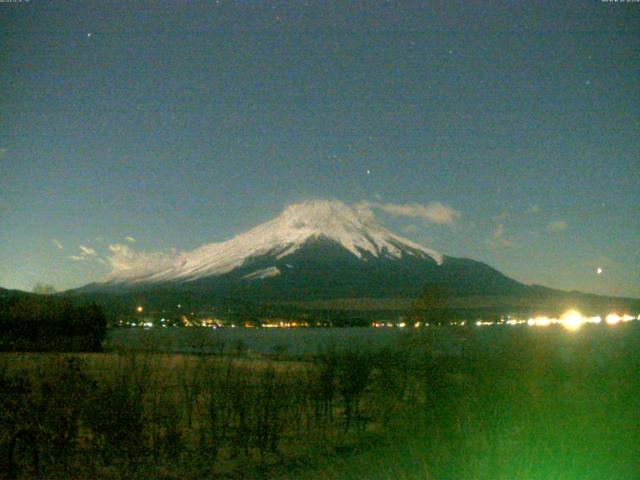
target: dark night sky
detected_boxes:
[1,1,638,297]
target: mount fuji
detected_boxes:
[61,200,640,318]
[74,200,525,301]
[104,199,444,284]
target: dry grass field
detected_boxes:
[1,323,639,479]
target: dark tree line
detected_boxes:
[0,296,107,352]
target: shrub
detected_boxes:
[83,355,149,463]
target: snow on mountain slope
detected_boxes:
[241,266,281,281]
[105,200,442,284]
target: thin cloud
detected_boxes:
[108,244,124,254]
[402,224,419,234]
[125,236,136,243]
[69,244,106,264]
[357,201,462,226]
[488,223,512,248]
[548,220,568,232]
[52,238,64,250]
[353,202,376,222]
[105,243,180,279]
[79,245,97,256]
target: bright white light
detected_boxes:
[622,314,634,322]
[532,316,551,327]
[606,313,621,325]
[506,319,525,325]
[597,267,603,274]
[136,306,143,313]
[561,310,585,331]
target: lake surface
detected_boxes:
[105,323,640,358]
[106,326,411,356]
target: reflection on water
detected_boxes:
[106,321,640,357]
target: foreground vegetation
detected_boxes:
[1,324,638,479]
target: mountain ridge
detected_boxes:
[102,200,442,285]
[64,200,639,317]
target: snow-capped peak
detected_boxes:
[270,200,441,262]
[105,200,442,283]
